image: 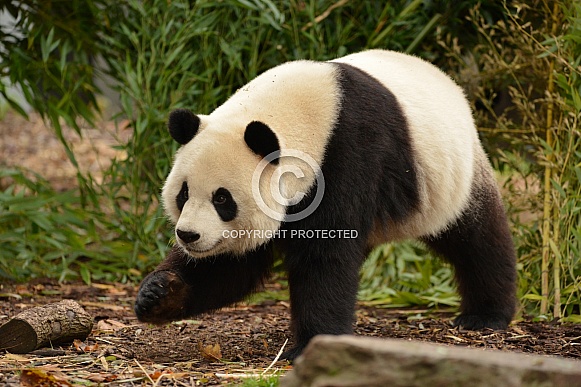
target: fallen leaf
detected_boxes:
[199,342,222,361]
[73,339,99,352]
[100,355,109,371]
[20,369,71,387]
[92,283,128,296]
[73,339,83,350]
[86,373,118,383]
[96,319,128,331]
[149,370,166,380]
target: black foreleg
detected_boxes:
[423,184,517,329]
[281,240,365,360]
[135,244,274,323]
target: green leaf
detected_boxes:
[560,314,581,323]
[522,294,544,301]
[80,265,92,286]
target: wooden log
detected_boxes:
[0,299,93,354]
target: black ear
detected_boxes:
[168,109,200,145]
[244,121,280,164]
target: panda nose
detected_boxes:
[176,229,200,243]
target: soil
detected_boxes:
[0,111,580,385]
[0,110,129,191]
[0,281,580,386]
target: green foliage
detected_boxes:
[1,0,578,322]
[0,169,143,282]
[1,0,466,281]
[359,243,458,308]
[0,1,115,187]
[550,1,581,320]
[439,0,581,318]
[232,374,280,387]
[82,0,474,275]
[0,1,101,117]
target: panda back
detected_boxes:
[332,50,480,238]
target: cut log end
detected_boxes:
[0,299,93,354]
[0,319,38,353]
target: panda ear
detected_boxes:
[244,121,280,164]
[168,109,200,145]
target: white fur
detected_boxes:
[163,49,484,258]
[332,50,479,239]
[162,60,340,257]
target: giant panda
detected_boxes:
[134,49,517,360]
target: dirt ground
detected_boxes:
[0,281,580,386]
[1,111,580,385]
[0,110,128,191]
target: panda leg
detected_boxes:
[422,184,517,330]
[135,244,273,323]
[281,241,364,360]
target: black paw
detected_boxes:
[280,344,306,362]
[453,313,511,330]
[135,270,189,323]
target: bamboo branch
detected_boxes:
[301,0,350,32]
[540,2,560,316]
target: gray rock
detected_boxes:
[281,335,581,387]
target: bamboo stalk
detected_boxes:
[553,202,561,318]
[540,1,560,316]
[540,101,553,315]
[551,4,565,320]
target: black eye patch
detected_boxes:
[176,181,188,212]
[213,187,237,222]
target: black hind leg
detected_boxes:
[422,183,517,330]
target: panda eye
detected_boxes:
[176,181,188,211]
[213,194,227,205]
[212,187,237,222]
[213,188,232,206]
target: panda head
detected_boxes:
[161,109,284,259]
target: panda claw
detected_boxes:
[453,313,511,330]
[135,270,189,324]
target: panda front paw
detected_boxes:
[134,270,190,323]
[453,313,511,330]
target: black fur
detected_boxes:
[278,63,420,358]
[135,244,274,323]
[137,60,516,362]
[176,181,188,212]
[422,169,517,329]
[244,121,280,164]
[168,109,200,145]
[213,187,237,222]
